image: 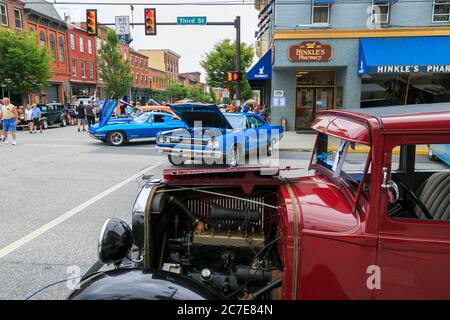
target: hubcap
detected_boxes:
[111,133,123,145]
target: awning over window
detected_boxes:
[313,0,336,3]
[247,49,272,81]
[358,37,450,76]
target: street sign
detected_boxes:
[274,90,284,97]
[177,16,207,25]
[222,88,230,99]
[115,16,130,35]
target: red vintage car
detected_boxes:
[69,103,450,300]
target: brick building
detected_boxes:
[149,67,168,91]
[66,22,97,100]
[23,0,70,104]
[130,49,150,104]
[139,49,180,84]
[0,0,26,31]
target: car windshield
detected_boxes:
[133,113,149,123]
[224,114,244,129]
[313,133,371,193]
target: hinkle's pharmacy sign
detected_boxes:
[374,65,450,73]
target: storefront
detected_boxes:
[271,35,450,131]
[247,49,272,108]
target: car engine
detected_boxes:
[137,185,283,299]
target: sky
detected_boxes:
[54,0,260,82]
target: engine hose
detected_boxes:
[250,277,282,300]
[168,195,198,225]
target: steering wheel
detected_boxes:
[391,175,433,220]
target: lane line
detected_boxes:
[0,162,161,259]
[14,144,156,150]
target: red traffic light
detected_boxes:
[227,72,242,82]
[86,9,97,36]
[144,8,156,36]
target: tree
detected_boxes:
[0,28,51,102]
[201,39,255,101]
[98,30,132,99]
[167,83,188,102]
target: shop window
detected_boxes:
[433,0,450,22]
[361,73,450,108]
[14,8,22,29]
[70,34,75,50]
[79,37,84,53]
[0,4,8,26]
[81,60,86,78]
[59,37,65,63]
[39,31,46,47]
[312,3,330,25]
[72,58,77,76]
[371,1,390,24]
[49,35,56,61]
[296,71,334,86]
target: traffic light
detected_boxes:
[227,72,242,82]
[144,8,157,35]
[86,9,98,36]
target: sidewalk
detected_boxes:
[278,131,428,155]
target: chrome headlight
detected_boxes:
[98,218,133,265]
[157,136,165,144]
[164,136,171,144]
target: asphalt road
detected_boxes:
[0,125,314,300]
[0,125,446,300]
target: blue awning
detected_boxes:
[247,49,272,81]
[313,0,336,3]
[358,37,450,76]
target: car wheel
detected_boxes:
[428,146,437,161]
[168,154,184,166]
[41,119,49,130]
[60,117,67,127]
[107,131,126,146]
[227,144,240,167]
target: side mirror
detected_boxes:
[381,167,399,204]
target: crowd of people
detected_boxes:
[225,101,270,122]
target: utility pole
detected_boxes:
[235,16,241,102]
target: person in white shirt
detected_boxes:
[24,104,34,134]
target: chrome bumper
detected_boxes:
[156,146,223,159]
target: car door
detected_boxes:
[244,116,259,153]
[140,114,168,138]
[375,135,450,299]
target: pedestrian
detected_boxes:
[120,102,127,115]
[85,100,95,129]
[24,104,34,134]
[77,101,87,132]
[0,97,19,145]
[31,104,42,133]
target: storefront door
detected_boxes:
[295,87,334,130]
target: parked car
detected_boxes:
[156,103,284,166]
[69,103,450,300]
[428,143,450,166]
[89,110,186,146]
[37,103,67,129]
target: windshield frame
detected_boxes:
[309,133,372,212]
[133,113,150,123]
[224,114,245,130]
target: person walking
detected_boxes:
[31,104,42,133]
[0,98,19,145]
[24,104,34,134]
[77,101,87,132]
[85,100,95,129]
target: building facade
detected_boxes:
[252,0,450,131]
[0,0,26,31]
[139,49,181,84]
[130,49,150,104]
[23,0,70,104]
[149,67,168,91]
[67,22,97,100]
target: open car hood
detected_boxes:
[99,100,118,128]
[169,103,233,129]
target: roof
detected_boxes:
[313,102,450,144]
[22,0,62,22]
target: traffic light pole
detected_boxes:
[97,17,242,101]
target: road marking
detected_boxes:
[16,144,156,150]
[0,162,162,259]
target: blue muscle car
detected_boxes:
[429,144,450,166]
[155,103,284,166]
[89,100,186,146]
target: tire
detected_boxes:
[60,117,67,127]
[168,154,184,166]
[41,119,49,130]
[227,144,241,167]
[107,131,126,146]
[428,146,437,161]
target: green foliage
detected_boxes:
[201,39,255,101]
[167,83,188,101]
[0,27,51,95]
[98,30,132,99]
